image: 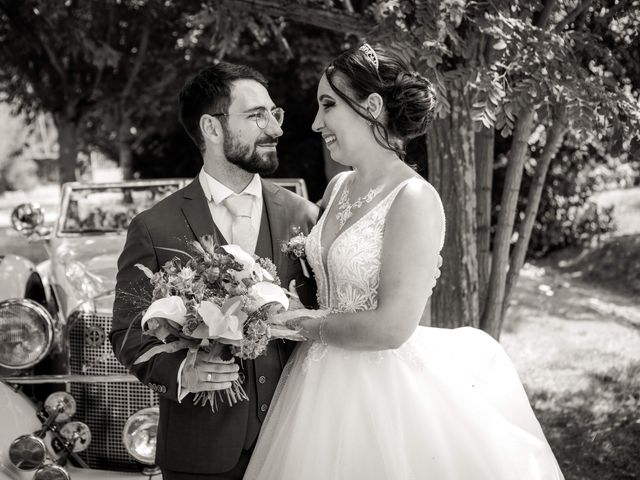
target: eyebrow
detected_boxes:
[318,94,334,102]
[241,105,277,114]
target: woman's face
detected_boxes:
[311,73,370,166]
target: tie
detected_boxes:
[223,194,256,254]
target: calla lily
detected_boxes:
[141,296,187,329]
[195,298,245,344]
[221,245,255,270]
[260,266,274,282]
[248,282,289,311]
[221,244,258,282]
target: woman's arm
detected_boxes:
[299,180,444,350]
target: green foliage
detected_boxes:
[370,0,640,143]
[523,137,622,257]
[0,0,204,178]
[4,156,39,191]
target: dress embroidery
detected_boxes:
[304,172,446,369]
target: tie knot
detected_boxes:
[224,194,253,218]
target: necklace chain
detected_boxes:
[336,182,384,229]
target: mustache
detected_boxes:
[255,136,279,145]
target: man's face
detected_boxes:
[221,79,283,175]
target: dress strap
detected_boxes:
[381,177,446,251]
[324,171,352,213]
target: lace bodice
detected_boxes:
[306,172,445,314]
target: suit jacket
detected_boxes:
[110,178,319,474]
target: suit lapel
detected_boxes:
[181,179,227,246]
[261,179,288,275]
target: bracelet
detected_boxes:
[318,315,329,346]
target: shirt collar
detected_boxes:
[199,168,262,205]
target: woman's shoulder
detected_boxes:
[393,173,439,201]
[388,174,444,221]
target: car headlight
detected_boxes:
[44,392,76,422]
[122,407,159,465]
[0,299,54,369]
[60,421,92,453]
[33,464,71,480]
[8,434,46,470]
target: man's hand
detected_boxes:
[180,350,240,393]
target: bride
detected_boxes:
[244,44,564,480]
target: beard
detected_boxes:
[223,129,279,175]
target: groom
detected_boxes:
[110,62,318,479]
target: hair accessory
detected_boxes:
[359,43,379,72]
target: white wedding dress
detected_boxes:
[244,173,563,480]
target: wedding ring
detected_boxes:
[206,372,212,382]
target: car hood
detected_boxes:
[50,235,125,315]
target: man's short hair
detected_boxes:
[178,62,268,151]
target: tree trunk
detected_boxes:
[119,141,134,180]
[501,106,568,320]
[54,116,78,184]
[428,88,479,328]
[480,109,536,338]
[475,126,494,314]
[119,120,134,180]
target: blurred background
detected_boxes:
[1,1,639,478]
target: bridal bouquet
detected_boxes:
[132,235,300,411]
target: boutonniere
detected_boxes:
[281,226,310,278]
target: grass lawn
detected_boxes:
[501,187,640,480]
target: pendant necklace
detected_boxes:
[336,180,384,229]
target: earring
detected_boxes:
[367,120,372,126]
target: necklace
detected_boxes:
[336,181,385,229]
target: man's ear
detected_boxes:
[366,93,384,121]
[200,114,223,145]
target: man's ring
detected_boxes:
[206,373,212,382]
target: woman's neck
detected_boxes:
[350,150,403,189]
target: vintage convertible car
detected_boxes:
[0,178,308,480]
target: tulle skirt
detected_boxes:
[243,326,564,480]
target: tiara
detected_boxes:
[359,43,379,71]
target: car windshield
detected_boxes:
[61,184,182,234]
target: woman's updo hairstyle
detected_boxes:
[325,44,437,158]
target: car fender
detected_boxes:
[0,382,40,480]
[0,255,37,301]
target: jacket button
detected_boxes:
[260,403,268,413]
[258,375,266,384]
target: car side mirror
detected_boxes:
[11,203,46,237]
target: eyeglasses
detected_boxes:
[211,107,284,130]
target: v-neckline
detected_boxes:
[316,173,414,307]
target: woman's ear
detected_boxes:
[366,93,384,120]
[200,114,223,145]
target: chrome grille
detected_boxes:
[69,312,158,471]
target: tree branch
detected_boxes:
[218,0,375,35]
[534,0,556,28]
[0,1,67,82]
[121,18,151,103]
[553,0,593,32]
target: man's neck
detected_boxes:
[203,157,256,194]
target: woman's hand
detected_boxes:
[271,308,329,339]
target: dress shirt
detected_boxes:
[199,168,263,254]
